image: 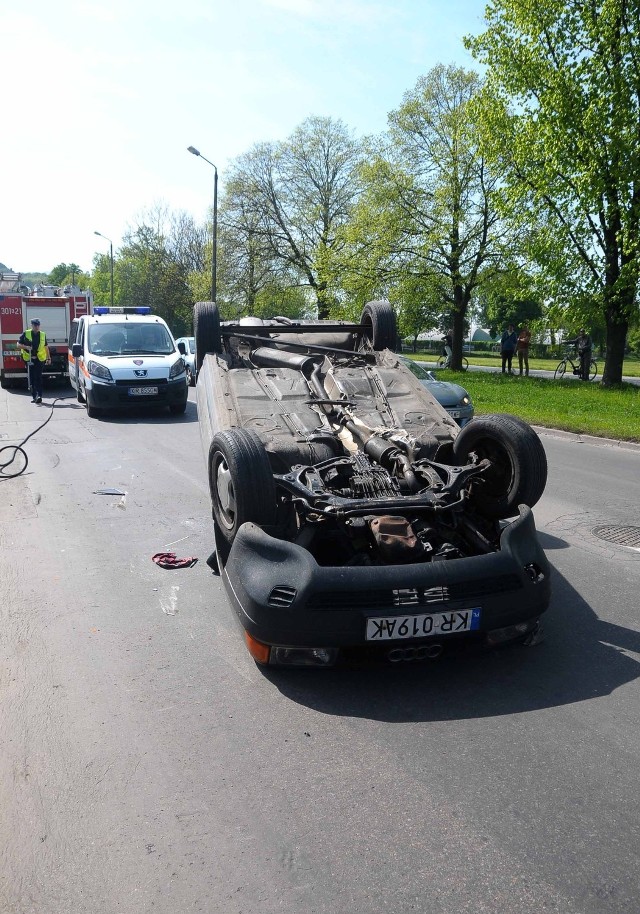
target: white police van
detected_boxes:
[69,306,188,417]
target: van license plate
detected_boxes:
[129,386,158,396]
[366,608,481,641]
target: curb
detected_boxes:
[532,425,640,452]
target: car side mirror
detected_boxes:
[72,343,83,357]
[177,341,186,355]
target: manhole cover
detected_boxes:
[592,525,640,550]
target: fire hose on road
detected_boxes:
[0,397,72,479]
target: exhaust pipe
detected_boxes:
[250,346,318,375]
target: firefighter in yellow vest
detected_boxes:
[18,318,51,403]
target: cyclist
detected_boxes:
[565,328,593,380]
[442,330,453,366]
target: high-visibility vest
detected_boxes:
[21,329,47,362]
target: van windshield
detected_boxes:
[88,322,175,356]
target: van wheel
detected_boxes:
[194,301,222,372]
[170,400,187,415]
[208,429,276,545]
[452,414,547,519]
[359,300,397,351]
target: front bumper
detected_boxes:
[87,377,188,409]
[220,505,551,662]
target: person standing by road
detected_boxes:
[517,323,531,376]
[566,328,593,381]
[500,324,517,374]
[17,317,51,403]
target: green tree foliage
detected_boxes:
[338,66,517,369]
[218,175,302,318]
[91,204,202,335]
[89,254,116,306]
[474,266,544,334]
[48,263,90,288]
[466,0,640,385]
[224,116,364,319]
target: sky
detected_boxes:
[0,0,486,275]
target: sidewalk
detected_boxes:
[417,359,640,386]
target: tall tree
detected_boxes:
[339,66,516,369]
[226,116,364,318]
[110,203,199,334]
[218,175,299,318]
[467,0,640,385]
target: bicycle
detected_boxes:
[437,354,469,371]
[553,348,598,381]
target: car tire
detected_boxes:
[452,413,548,519]
[186,364,196,387]
[170,400,187,415]
[194,301,222,372]
[360,300,397,351]
[208,428,277,545]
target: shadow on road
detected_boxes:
[265,564,640,722]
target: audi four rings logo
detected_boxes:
[388,644,443,662]
[134,369,148,377]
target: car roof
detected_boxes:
[83,313,167,324]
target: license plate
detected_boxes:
[366,608,481,641]
[447,410,461,418]
[129,386,158,396]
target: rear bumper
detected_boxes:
[87,377,188,409]
[220,505,551,657]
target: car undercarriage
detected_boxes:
[195,300,551,666]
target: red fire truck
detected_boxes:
[0,272,93,388]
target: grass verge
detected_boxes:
[436,370,640,442]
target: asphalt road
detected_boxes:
[1,382,640,913]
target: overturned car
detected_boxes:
[195,300,551,667]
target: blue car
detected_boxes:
[400,356,473,426]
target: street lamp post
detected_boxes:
[94,231,114,307]
[187,146,218,302]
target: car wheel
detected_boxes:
[170,400,187,415]
[360,300,397,351]
[452,413,548,519]
[194,301,222,372]
[185,364,195,386]
[208,428,277,545]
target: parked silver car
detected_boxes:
[400,356,474,426]
[175,336,196,386]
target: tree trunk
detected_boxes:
[602,308,628,386]
[449,285,468,371]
